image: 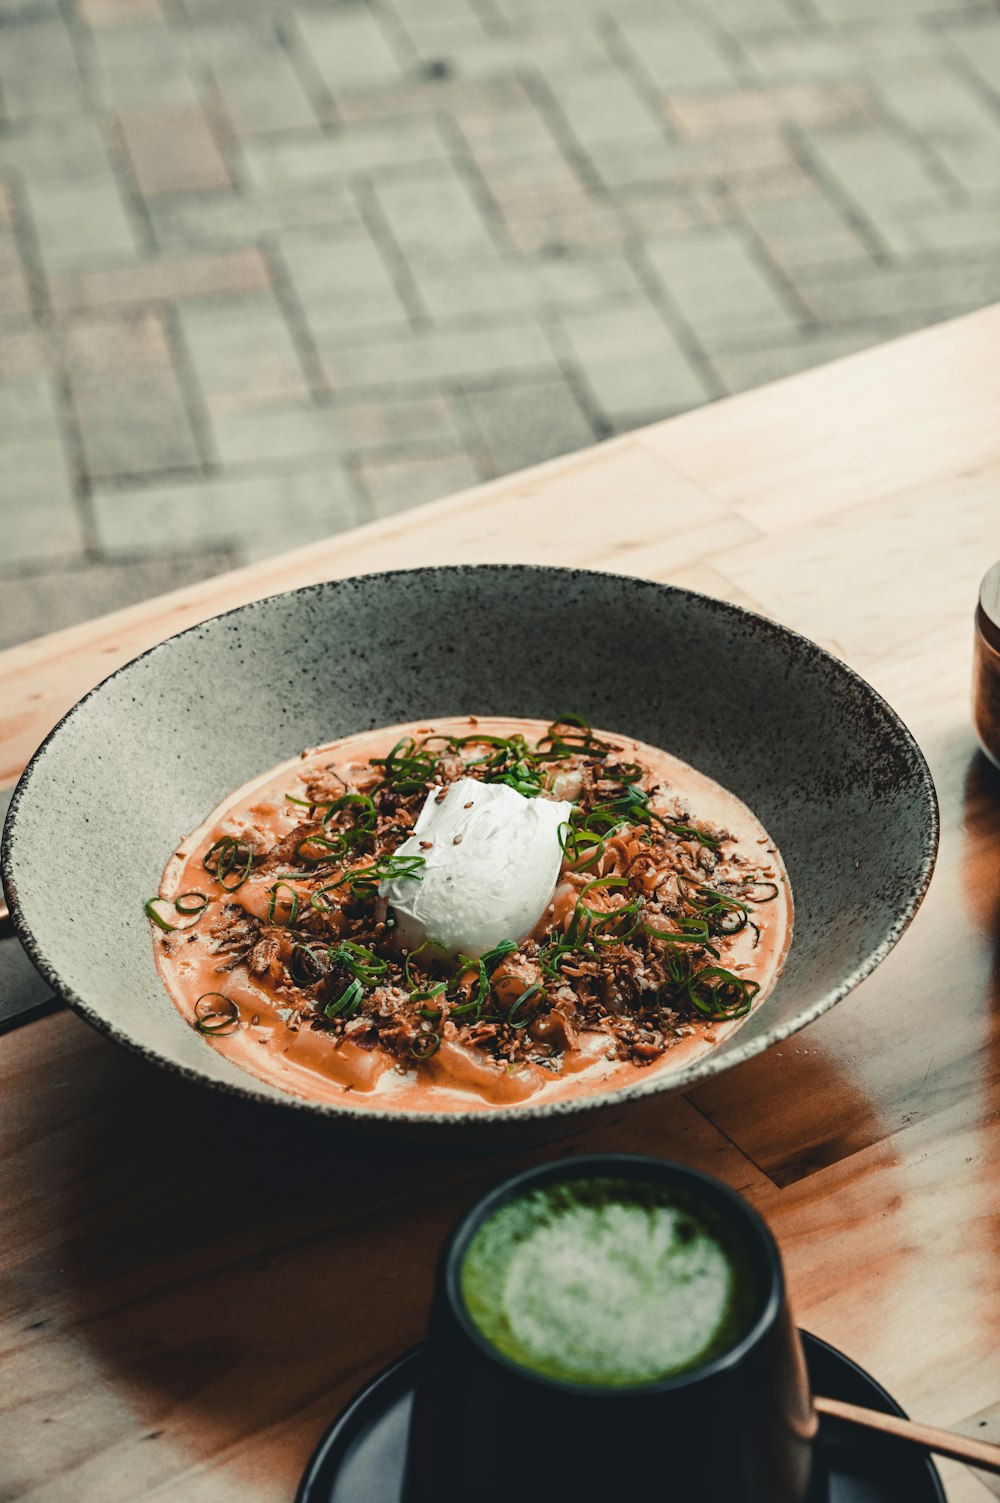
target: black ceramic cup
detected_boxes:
[402,1154,816,1503]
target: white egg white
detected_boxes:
[380,777,572,958]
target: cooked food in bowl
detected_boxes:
[147,714,791,1113]
[3,566,936,1136]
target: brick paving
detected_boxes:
[1,0,1000,650]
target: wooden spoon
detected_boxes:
[815,1395,1000,1474]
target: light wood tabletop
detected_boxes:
[3,304,1000,1502]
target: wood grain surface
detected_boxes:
[3,305,1000,1502]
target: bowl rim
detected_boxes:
[1,562,940,1128]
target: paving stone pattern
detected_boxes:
[2,0,1000,650]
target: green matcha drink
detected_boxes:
[459,1176,759,1388]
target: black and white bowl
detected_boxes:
[1,566,938,1139]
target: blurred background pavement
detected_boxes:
[2,0,1000,648]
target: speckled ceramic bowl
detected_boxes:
[1,566,938,1140]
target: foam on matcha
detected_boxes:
[460,1177,757,1388]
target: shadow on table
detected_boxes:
[10,1012,797,1491]
[7,897,944,1494]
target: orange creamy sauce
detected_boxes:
[152,718,792,1114]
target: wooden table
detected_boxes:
[3,306,1000,1502]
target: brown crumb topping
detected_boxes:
[193,720,781,1078]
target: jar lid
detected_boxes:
[979,562,1000,654]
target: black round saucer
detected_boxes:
[296,1332,946,1502]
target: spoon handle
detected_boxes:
[815,1395,1000,1475]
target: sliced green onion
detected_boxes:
[642,916,716,949]
[481,939,518,972]
[341,852,426,899]
[557,821,606,872]
[686,967,760,1021]
[586,791,650,835]
[448,942,518,1020]
[453,733,549,798]
[549,712,591,735]
[174,891,209,916]
[659,947,693,989]
[606,761,643,783]
[539,941,579,978]
[507,981,544,1028]
[410,1030,441,1060]
[677,879,750,936]
[448,955,488,1019]
[203,836,254,891]
[649,807,722,851]
[569,876,640,946]
[565,903,590,946]
[404,941,430,989]
[411,983,447,1007]
[329,940,388,984]
[144,897,176,932]
[371,737,438,794]
[575,778,720,851]
[490,770,543,797]
[290,943,327,985]
[589,898,642,946]
[325,978,364,1019]
[745,880,780,903]
[540,713,594,750]
[322,792,376,822]
[296,833,347,865]
[449,733,518,749]
[194,992,240,1035]
[310,883,342,913]
[267,880,300,927]
[538,712,615,759]
[320,794,378,849]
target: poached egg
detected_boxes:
[380,777,572,958]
